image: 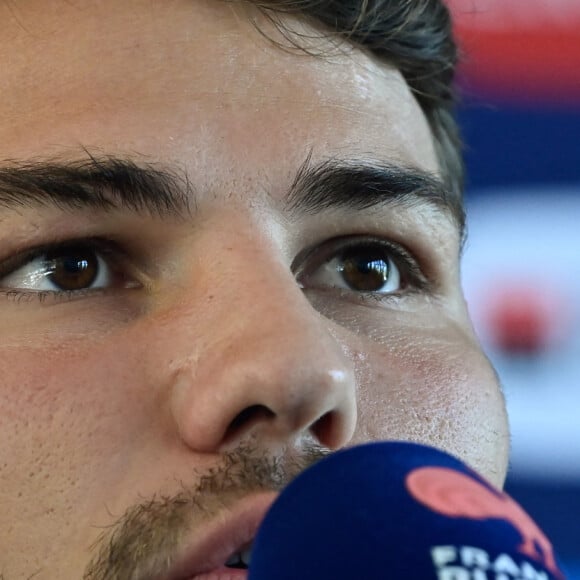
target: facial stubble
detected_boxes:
[83,440,329,580]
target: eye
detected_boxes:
[297,238,426,297]
[0,240,135,294]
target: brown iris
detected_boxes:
[44,246,100,291]
[339,246,391,292]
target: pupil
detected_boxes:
[45,247,99,291]
[341,248,389,291]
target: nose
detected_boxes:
[167,232,357,454]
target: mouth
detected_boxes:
[165,492,277,580]
[223,541,253,569]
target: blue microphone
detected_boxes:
[249,442,565,579]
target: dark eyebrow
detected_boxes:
[0,153,192,218]
[286,155,465,240]
[0,152,465,243]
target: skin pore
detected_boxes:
[0,0,509,577]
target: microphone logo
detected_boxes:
[406,466,563,579]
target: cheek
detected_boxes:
[337,315,509,487]
[0,335,153,516]
[0,328,166,572]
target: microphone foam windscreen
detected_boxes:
[249,442,565,579]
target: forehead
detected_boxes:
[0,0,439,192]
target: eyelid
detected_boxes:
[1,238,104,276]
[294,235,430,293]
[0,237,140,290]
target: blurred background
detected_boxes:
[448,0,580,577]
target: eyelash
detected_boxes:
[0,287,107,304]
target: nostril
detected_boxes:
[225,404,276,443]
[311,411,336,447]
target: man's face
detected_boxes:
[0,0,509,577]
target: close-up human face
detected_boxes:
[0,0,509,578]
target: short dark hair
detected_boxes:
[241,0,464,199]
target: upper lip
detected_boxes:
[165,491,278,579]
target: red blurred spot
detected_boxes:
[486,288,553,354]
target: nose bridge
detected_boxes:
[168,225,357,454]
[194,222,316,343]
